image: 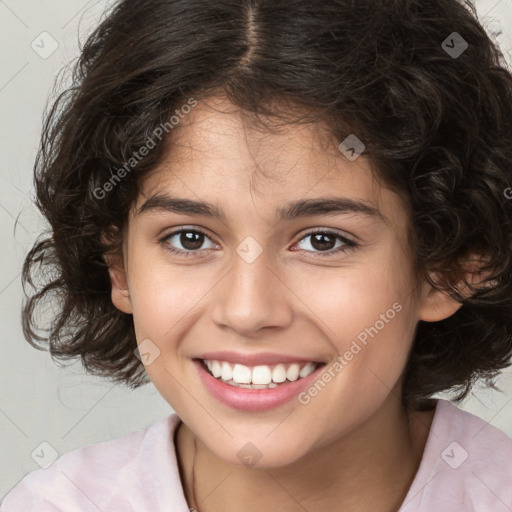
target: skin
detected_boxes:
[106,94,465,512]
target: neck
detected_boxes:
[175,395,436,512]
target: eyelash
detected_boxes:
[159,227,358,259]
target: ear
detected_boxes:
[418,255,494,322]
[102,238,133,315]
[417,277,463,322]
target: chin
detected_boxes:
[208,436,310,469]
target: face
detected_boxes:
[108,94,461,468]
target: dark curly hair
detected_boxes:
[22,0,512,410]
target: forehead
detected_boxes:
[157,96,344,183]
[133,95,406,228]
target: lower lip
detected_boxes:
[193,359,326,411]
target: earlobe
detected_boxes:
[417,280,463,322]
[418,257,494,322]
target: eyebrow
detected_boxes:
[137,193,386,223]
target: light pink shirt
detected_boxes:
[2,399,512,511]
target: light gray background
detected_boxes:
[1,0,512,500]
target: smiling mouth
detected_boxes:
[197,358,325,389]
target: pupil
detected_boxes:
[181,231,203,250]
[311,233,334,251]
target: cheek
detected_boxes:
[291,259,410,341]
[126,253,233,400]
[290,252,418,400]
[126,246,211,339]
[303,273,414,383]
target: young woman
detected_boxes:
[3,0,512,510]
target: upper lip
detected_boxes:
[195,351,326,367]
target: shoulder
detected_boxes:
[0,413,188,511]
[400,399,512,512]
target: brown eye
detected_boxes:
[161,228,216,257]
[294,230,357,257]
[177,231,204,250]
[310,233,337,251]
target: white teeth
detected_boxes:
[251,365,272,385]
[271,364,287,383]
[225,380,279,389]
[232,364,252,384]
[286,363,300,382]
[203,359,319,386]
[299,362,316,378]
[221,361,233,381]
[211,360,222,378]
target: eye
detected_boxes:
[159,227,358,259]
[293,229,357,257]
[160,227,217,257]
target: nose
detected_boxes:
[211,246,293,338]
